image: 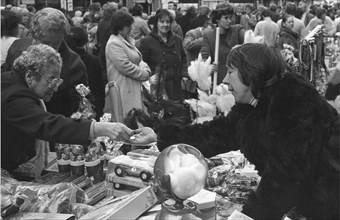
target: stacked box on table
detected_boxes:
[79,186,158,220]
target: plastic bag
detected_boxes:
[1,174,87,215]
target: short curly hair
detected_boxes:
[13,44,62,81]
[152,9,173,32]
[226,43,285,98]
[211,3,234,24]
[30,7,70,40]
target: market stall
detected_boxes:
[1,143,260,220]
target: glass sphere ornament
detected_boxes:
[153,143,208,220]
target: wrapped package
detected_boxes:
[1,175,87,216]
[71,84,96,120]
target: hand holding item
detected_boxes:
[94,122,133,142]
[210,63,218,74]
[128,127,157,145]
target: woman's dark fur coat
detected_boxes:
[157,73,339,220]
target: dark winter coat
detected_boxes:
[189,15,209,30]
[1,71,92,172]
[97,18,113,76]
[176,13,196,36]
[139,31,187,101]
[276,26,300,56]
[158,73,339,220]
[3,37,92,118]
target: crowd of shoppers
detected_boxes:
[2,0,340,123]
[1,1,339,219]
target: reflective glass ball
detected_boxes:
[153,144,208,200]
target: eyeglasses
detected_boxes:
[38,73,63,89]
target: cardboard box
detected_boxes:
[187,189,216,209]
[6,212,75,220]
[79,186,158,220]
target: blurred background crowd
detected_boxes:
[1,0,340,124]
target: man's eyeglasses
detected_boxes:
[38,73,63,89]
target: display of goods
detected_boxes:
[209,173,258,204]
[1,175,87,215]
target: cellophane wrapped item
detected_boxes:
[206,151,260,218]
[85,142,104,162]
[70,145,85,162]
[1,171,88,215]
[56,144,71,161]
[71,84,96,120]
[97,113,124,161]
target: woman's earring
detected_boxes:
[249,97,258,107]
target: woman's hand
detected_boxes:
[128,127,157,145]
[211,63,218,74]
[94,122,133,142]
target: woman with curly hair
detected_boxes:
[139,9,187,102]
[2,44,138,175]
[4,7,91,118]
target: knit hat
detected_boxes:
[199,5,210,16]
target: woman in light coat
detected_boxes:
[105,11,150,122]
